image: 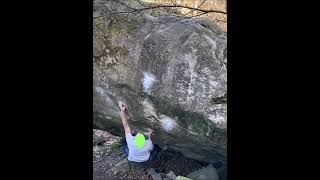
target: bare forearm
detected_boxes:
[120,111,130,134]
[147,128,153,140]
[118,102,130,134]
[120,112,129,127]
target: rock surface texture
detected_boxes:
[93,0,227,163]
[187,164,219,180]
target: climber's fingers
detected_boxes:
[118,101,126,111]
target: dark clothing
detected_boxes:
[120,137,129,155]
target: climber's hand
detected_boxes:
[118,101,126,112]
[147,128,153,135]
[117,102,126,118]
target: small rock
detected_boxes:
[175,176,193,180]
[166,171,176,180]
[187,164,219,180]
[217,166,227,180]
[115,158,128,167]
[148,168,162,180]
[148,168,156,175]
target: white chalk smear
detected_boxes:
[159,115,177,132]
[142,72,156,93]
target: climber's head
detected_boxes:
[134,133,146,148]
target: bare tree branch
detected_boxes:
[111,0,137,10]
[216,19,227,23]
[135,0,146,7]
[106,11,139,16]
[94,0,227,19]
[109,0,226,15]
[159,11,209,25]
[184,0,206,16]
[190,12,209,18]
[170,0,177,5]
[132,4,226,15]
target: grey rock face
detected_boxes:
[93,0,227,163]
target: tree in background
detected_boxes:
[95,0,227,31]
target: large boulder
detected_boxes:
[93,0,227,163]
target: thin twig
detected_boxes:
[152,11,209,26]
[106,11,139,15]
[107,0,226,15]
[184,0,206,16]
[133,4,226,15]
[110,0,137,11]
[94,0,226,21]
[135,0,145,7]
[216,19,227,23]
[190,11,209,18]
[170,0,177,5]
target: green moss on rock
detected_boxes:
[93,15,130,69]
[150,7,167,16]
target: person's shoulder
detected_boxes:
[125,133,133,139]
[126,133,134,146]
[146,139,153,146]
[125,132,132,137]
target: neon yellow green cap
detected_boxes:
[134,133,146,148]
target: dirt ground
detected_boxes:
[93,129,226,180]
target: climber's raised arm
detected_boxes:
[147,128,153,141]
[118,102,131,135]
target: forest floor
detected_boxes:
[93,129,226,180]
